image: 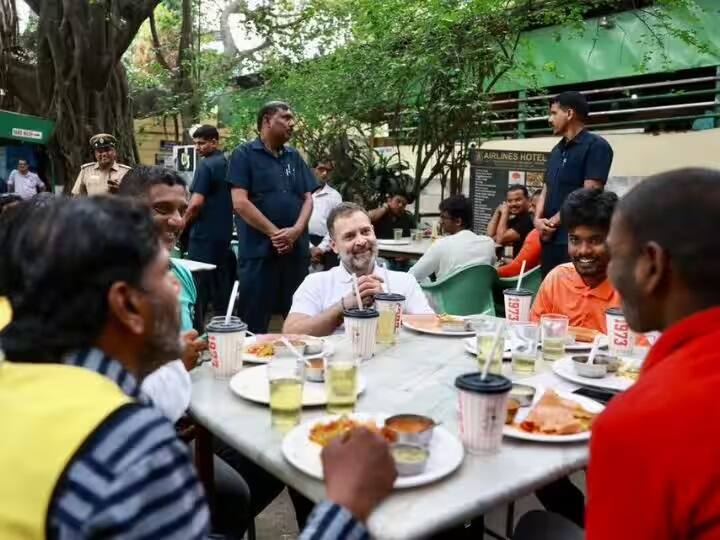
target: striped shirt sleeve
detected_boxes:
[299,501,369,540]
[50,404,210,540]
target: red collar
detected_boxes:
[642,306,720,374]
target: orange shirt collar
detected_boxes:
[566,265,616,301]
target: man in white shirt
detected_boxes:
[409,195,496,282]
[8,159,46,200]
[309,159,343,269]
[284,202,434,336]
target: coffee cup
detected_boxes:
[375,292,405,345]
[343,308,379,361]
[207,316,247,379]
[455,372,512,454]
[503,288,533,322]
[605,307,634,357]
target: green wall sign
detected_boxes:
[0,110,55,144]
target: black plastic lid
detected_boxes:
[343,307,379,319]
[454,373,512,395]
[503,288,533,297]
[605,307,623,316]
[375,293,406,302]
[206,316,248,333]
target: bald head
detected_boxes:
[618,168,720,289]
[608,168,720,332]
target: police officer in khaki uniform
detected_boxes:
[71,134,131,196]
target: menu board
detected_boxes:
[469,148,549,234]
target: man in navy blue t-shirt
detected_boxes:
[226,102,317,333]
[534,91,614,277]
[184,125,234,324]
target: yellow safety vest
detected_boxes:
[0,361,131,539]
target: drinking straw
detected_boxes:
[225,280,239,324]
[280,336,312,367]
[481,323,505,380]
[351,273,364,310]
[516,261,527,291]
[587,334,603,365]
[383,262,392,293]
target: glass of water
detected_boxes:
[469,316,506,375]
[509,322,540,374]
[540,314,569,362]
[326,354,358,414]
[267,358,305,429]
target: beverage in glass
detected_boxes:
[267,358,304,429]
[393,228,403,241]
[326,356,358,414]
[469,316,505,375]
[540,314,569,362]
[375,293,405,345]
[509,322,540,374]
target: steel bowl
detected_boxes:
[572,356,609,378]
[305,356,325,382]
[392,444,429,476]
[385,414,436,447]
[509,384,536,407]
[273,340,307,358]
[304,338,324,355]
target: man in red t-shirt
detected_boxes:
[515,168,720,540]
[587,168,720,539]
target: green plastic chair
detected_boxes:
[497,265,543,298]
[420,263,497,316]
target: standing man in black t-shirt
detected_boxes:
[184,125,234,324]
[369,189,417,239]
[487,184,534,257]
[534,92,614,277]
[226,102,317,333]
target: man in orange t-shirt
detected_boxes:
[531,188,619,333]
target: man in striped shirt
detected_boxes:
[0,195,396,539]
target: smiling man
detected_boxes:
[72,133,131,196]
[531,188,620,333]
[284,202,433,337]
[487,184,534,257]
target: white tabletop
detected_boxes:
[189,330,589,539]
[171,258,217,272]
[377,238,434,257]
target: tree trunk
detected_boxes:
[1,0,161,192]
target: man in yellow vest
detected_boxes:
[0,196,399,540]
[0,196,210,539]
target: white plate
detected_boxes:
[402,318,475,337]
[503,389,604,443]
[377,239,411,246]
[552,357,635,392]
[229,365,367,406]
[242,336,335,364]
[282,413,464,488]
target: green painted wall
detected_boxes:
[494,0,720,93]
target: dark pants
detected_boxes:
[541,242,570,278]
[309,234,339,269]
[212,439,313,537]
[513,510,584,540]
[535,477,586,528]
[237,254,309,333]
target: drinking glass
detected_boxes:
[325,354,358,414]
[267,358,305,429]
[509,322,540,374]
[540,314,569,362]
[468,316,505,375]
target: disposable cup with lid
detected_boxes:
[375,292,405,345]
[503,288,533,322]
[207,316,247,379]
[455,372,512,454]
[343,308,379,361]
[605,307,634,356]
